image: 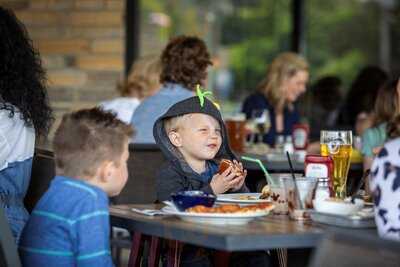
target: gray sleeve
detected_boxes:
[156,165,186,201]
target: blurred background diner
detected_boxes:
[1,0,400,266]
[99,55,162,124]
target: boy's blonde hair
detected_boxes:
[164,114,190,134]
[53,107,134,179]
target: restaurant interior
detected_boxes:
[1,0,400,267]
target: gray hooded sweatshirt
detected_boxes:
[153,96,249,201]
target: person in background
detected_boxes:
[19,108,133,266]
[370,114,400,241]
[0,7,53,243]
[337,66,388,132]
[308,76,343,140]
[361,79,400,172]
[131,35,212,143]
[99,55,162,124]
[242,52,309,146]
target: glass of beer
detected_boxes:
[320,130,352,199]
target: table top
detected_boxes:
[110,204,375,251]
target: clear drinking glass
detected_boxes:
[320,130,353,199]
[250,109,271,143]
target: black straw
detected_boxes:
[286,151,303,209]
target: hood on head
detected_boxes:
[153,96,236,174]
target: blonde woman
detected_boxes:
[242,52,309,145]
[100,55,162,124]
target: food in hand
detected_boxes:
[186,203,274,214]
[218,159,244,176]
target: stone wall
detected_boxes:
[0,0,125,136]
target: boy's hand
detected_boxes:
[210,166,240,194]
[210,161,247,194]
[230,160,247,191]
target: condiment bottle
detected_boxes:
[292,123,309,150]
[304,155,334,197]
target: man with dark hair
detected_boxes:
[130,35,212,143]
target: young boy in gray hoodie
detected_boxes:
[153,96,271,266]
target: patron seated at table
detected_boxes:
[153,96,272,266]
[99,55,162,124]
[130,35,212,144]
[0,7,53,244]
[242,52,309,146]
[19,108,133,267]
[370,115,400,241]
[361,79,400,172]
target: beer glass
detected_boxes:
[320,130,352,199]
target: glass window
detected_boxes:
[139,0,291,115]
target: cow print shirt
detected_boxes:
[370,138,400,241]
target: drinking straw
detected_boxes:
[240,156,275,186]
[286,151,304,209]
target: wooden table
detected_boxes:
[110,204,374,251]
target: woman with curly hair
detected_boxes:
[242,52,309,146]
[0,7,53,243]
[131,35,212,143]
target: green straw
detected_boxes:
[241,156,275,186]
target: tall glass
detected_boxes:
[320,130,352,199]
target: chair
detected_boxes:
[24,148,55,213]
[0,206,21,267]
[111,143,166,266]
[113,143,165,205]
[309,230,400,267]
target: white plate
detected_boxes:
[216,193,271,204]
[313,198,364,216]
[161,206,272,225]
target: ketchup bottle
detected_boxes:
[304,155,334,197]
[292,123,309,150]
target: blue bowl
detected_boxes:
[171,191,216,211]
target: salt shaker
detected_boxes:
[315,177,330,202]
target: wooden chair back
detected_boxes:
[114,143,166,204]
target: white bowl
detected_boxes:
[313,198,364,216]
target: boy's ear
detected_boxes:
[99,160,115,183]
[168,131,182,147]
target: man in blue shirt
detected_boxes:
[131,35,212,143]
[19,108,133,267]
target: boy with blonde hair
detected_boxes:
[154,96,272,266]
[154,96,248,201]
[19,107,133,267]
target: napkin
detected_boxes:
[131,208,166,216]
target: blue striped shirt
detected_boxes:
[19,176,113,267]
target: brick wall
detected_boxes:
[0,0,125,137]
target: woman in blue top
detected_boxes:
[242,52,309,146]
[0,7,53,243]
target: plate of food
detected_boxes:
[216,193,271,204]
[161,203,274,225]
